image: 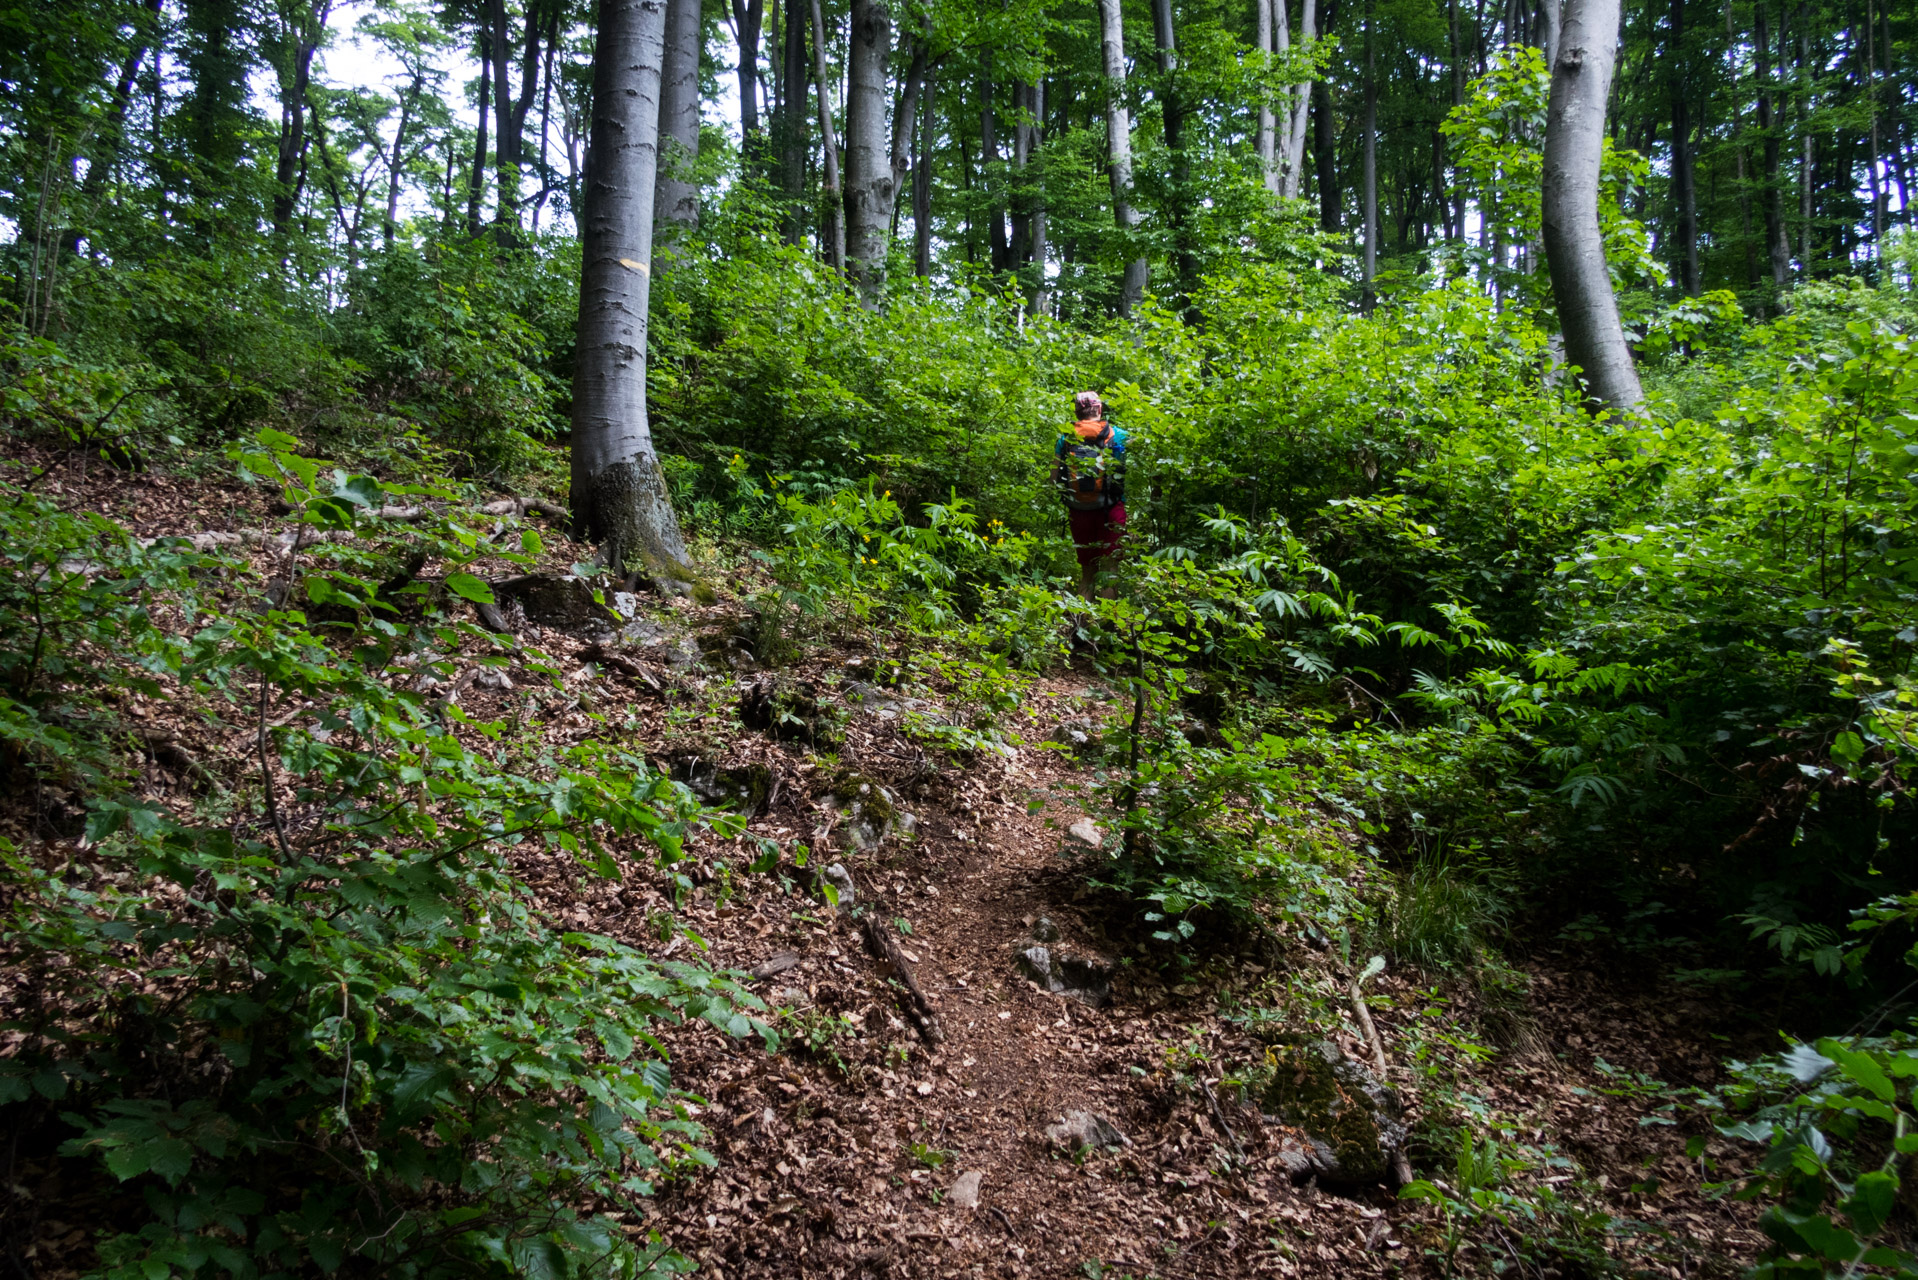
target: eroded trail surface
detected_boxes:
[643,675,1406,1280]
[612,655,1764,1280]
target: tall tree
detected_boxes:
[733,0,766,151]
[571,0,694,584]
[1754,0,1791,289]
[1280,0,1318,197]
[775,0,810,240]
[1542,0,1644,414]
[656,0,701,230]
[809,0,846,269]
[1152,0,1197,316]
[1668,0,1699,293]
[1360,0,1377,309]
[1257,0,1279,192]
[843,0,895,301]
[1097,0,1147,313]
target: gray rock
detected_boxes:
[1045,1110,1129,1153]
[472,669,514,692]
[821,863,857,913]
[493,574,619,635]
[1048,719,1101,754]
[1261,1040,1407,1186]
[1031,916,1060,944]
[1066,818,1103,848]
[948,1170,984,1209]
[619,617,702,669]
[1015,943,1112,1009]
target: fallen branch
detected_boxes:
[1199,1076,1244,1158]
[1349,955,1416,1187]
[859,911,945,1046]
[581,641,664,693]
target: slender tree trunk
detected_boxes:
[1864,0,1886,250]
[1282,0,1318,197]
[1800,21,1813,270]
[810,0,846,270]
[1362,0,1378,310]
[71,0,163,254]
[657,0,702,231]
[914,63,938,277]
[844,0,895,302]
[981,52,1012,273]
[734,0,767,154]
[1755,0,1791,287]
[468,31,492,235]
[1313,78,1340,230]
[384,77,417,249]
[534,7,558,229]
[1258,0,1279,192]
[571,0,693,584]
[1542,0,1562,64]
[1543,0,1645,415]
[1028,79,1051,313]
[1097,0,1148,313]
[1723,0,1757,289]
[778,0,810,241]
[1152,0,1197,318]
[1670,0,1699,294]
[273,0,329,238]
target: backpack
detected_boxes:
[1054,421,1121,511]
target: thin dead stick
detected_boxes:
[1349,954,1416,1187]
[1199,1077,1243,1158]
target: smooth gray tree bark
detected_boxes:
[1280,0,1317,198]
[656,0,702,230]
[1257,0,1279,194]
[570,0,695,584]
[843,0,895,302]
[1542,0,1645,415]
[1096,0,1148,314]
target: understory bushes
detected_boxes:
[0,432,771,1278]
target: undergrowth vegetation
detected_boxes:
[7,174,1918,1276]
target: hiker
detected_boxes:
[1053,391,1128,598]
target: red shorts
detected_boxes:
[1068,503,1127,573]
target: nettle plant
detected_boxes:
[1,433,772,1279]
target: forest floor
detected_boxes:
[13,457,1771,1279]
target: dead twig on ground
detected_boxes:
[1349,955,1416,1187]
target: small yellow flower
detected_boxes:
[883,490,891,497]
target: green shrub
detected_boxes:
[0,433,773,1278]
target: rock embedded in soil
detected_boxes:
[822,862,857,913]
[948,1170,984,1209]
[1065,818,1103,848]
[491,573,620,635]
[1261,1039,1408,1186]
[1045,1110,1130,1153]
[1015,943,1113,1008]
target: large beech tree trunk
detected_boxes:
[1097,0,1148,314]
[571,0,694,584]
[1257,0,1278,193]
[656,0,702,231]
[1280,0,1316,198]
[843,0,894,302]
[1542,0,1644,415]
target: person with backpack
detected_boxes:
[1053,391,1128,597]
